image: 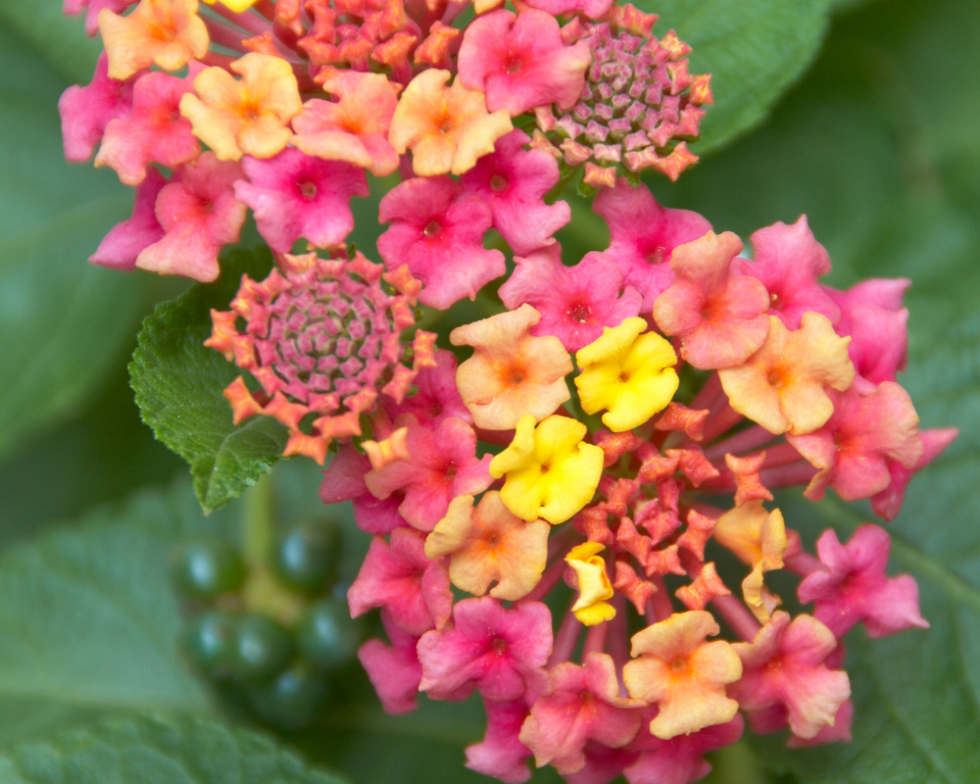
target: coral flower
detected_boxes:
[98,0,208,80]
[291,71,401,177]
[425,492,550,601]
[575,317,679,432]
[451,305,572,430]
[388,69,513,176]
[180,52,303,161]
[623,611,742,740]
[719,312,855,436]
[565,542,617,625]
[490,414,604,524]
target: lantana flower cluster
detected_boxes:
[59,0,955,782]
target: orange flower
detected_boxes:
[425,492,550,601]
[719,312,854,435]
[623,611,742,739]
[450,304,572,430]
[99,0,209,80]
[714,501,787,622]
[388,69,512,176]
[180,53,302,161]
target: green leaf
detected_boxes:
[650,0,835,155]
[0,0,101,84]
[0,481,243,746]
[0,715,345,784]
[0,24,169,461]
[131,248,288,514]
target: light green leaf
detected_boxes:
[0,0,101,84]
[130,248,289,514]
[0,715,345,784]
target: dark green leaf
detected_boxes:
[0,715,345,784]
[130,248,288,514]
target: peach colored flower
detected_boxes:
[623,611,742,739]
[718,312,854,435]
[451,304,572,431]
[425,492,550,601]
[388,69,512,176]
[180,52,302,161]
[99,0,209,80]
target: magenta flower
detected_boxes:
[417,596,553,701]
[58,52,136,162]
[499,244,642,352]
[89,166,165,270]
[624,714,744,784]
[520,652,643,776]
[348,527,453,636]
[136,152,246,282]
[319,445,407,535]
[95,69,200,186]
[458,9,590,117]
[358,609,424,715]
[788,383,923,503]
[872,427,959,520]
[363,416,493,531]
[377,176,506,309]
[731,612,851,740]
[466,698,534,784]
[234,148,369,253]
[460,129,571,256]
[592,179,712,310]
[382,349,472,427]
[731,215,840,329]
[63,0,135,37]
[798,525,929,639]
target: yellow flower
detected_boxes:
[565,542,616,625]
[575,317,679,432]
[180,52,302,161]
[490,414,603,525]
[202,0,258,10]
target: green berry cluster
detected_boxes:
[172,522,360,729]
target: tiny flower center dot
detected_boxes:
[569,303,591,323]
[489,175,509,192]
[505,58,523,75]
[671,657,688,674]
[508,370,525,385]
[424,221,442,237]
[299,181,318,200]
[492,637,508,654]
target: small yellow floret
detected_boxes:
[202,0,258,10]
[575,317,679,432]
[489,414,603,525]
[565,542,616,625]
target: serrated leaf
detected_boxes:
[0,25,167,460]
[0,481,243,747]
[649,0,835,155]
[131,248,288,514]
[0,715,345,784]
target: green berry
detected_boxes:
[171,539,245,600]
[272,523,340,593]
[248,663,329,729]
[297,598,359,671]
[227,614,295,682]
[182,610,236,677]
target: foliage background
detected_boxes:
[0,0,978,781]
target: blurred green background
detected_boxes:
[0,0,978,782]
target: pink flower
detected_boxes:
[58,52,136,162]
[499,244,642,352]
[564,743,638,784]
[592,180,712,310]
[89,167,166,270]
[522,0,613,21]
[458,9,590,116]
[732,216,840,329]
[377,176,506,309]
[787,700,854,747]
[460,129,571,256]
[234,148,368,253]
[788,382,923,502]
[520,652,643,775]
[653,231,771,370]
[798,525,929,639]
[319,445,407,535]
[466,698,534,784]
[731,611,851,740]
[872,427,959,521]
[64,0,136,37]
[382,349,473,427]
[347,527,453,636]
[363,416,493,531]
[358,609,423,715]
[135,152,246,282]
[624,714,744,784]
[95,69,200,185]
[827,278,911,390]
[417,596,552,701]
